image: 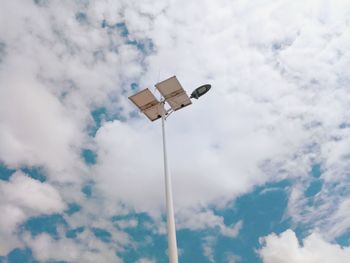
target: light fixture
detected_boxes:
[128,76,211,263]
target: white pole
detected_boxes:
[161,102,179,263]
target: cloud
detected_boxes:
[0,172,65,255]
[1,0,350,260]
[135,0,350,240]
[114,218,139,229]
[0,61,83,180]
[0,0,145,182]
[24,231,122,263]
[2,172,65,213]
[259,229,350,263]
[89,0,350,221]
[176,209,242,238]
[202,236,216,262]
[135,258,156,263]
[93,120,164,213]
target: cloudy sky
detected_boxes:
[1,0,350,262]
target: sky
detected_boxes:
[0,0,350,262]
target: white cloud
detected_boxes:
[0,1,84,180]
[135,258,156,263]
[1,0,350,260]
[114,218,139,229]
[93,120,165,214]
[0,172,65,255]
[88,0,350,224]
[0,205,25,255]
[202,236,216,263]
[24,231,122,263]
[326,197,350,238]
[120,0,350,240]
[25,233,80,262]
[0,61,84,181]
[2,172,65,213]
[176,209,242,238]
[259,229,350,263]
[0,0,144,182]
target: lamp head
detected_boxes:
[190,84,211,99]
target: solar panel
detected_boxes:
[128,88,163,121]
[155,76,192,111]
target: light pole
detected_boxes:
[161,99,178,263]
[129,76,211,263]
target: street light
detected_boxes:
[128,76,211,263]
[190,84,211,99]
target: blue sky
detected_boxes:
[1,0,350,262]
[0,164,291,263]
